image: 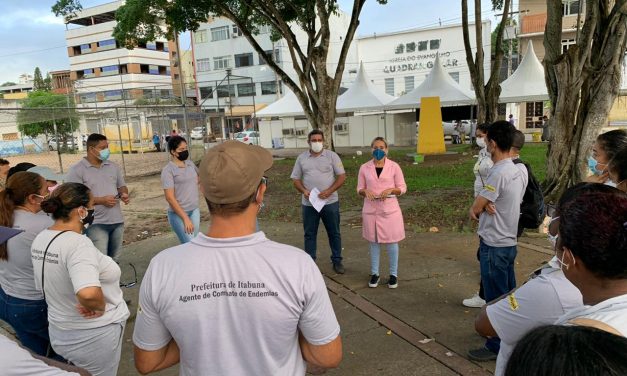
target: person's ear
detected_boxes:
[256,183,266,205]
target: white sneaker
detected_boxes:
[462,293,486,308]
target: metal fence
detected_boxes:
[0,104,220,178]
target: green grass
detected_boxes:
[263,143,548,232]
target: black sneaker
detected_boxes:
[388,275,398,289]
[332,262,345,274]
[467,347,497,361]
[368,274,380,288]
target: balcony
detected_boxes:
[521,13,547,35]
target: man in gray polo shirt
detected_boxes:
[291,129,346,274]
[467,121,527,361]
[66,133,129,259]
[133,141,342,375]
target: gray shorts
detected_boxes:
[49,321,126,376]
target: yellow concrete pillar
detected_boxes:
[417,97,446,155]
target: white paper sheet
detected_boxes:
[309,187,329,212]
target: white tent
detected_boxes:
[336,62,396,112]
[386,55,476,110]
[499,41,549,103]
[256,89,306,118]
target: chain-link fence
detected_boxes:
[0,103,219,178]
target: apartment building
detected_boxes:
[65,1,174,109]
[518,0,627,129]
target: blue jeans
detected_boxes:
[369,242,399,277]
[86,223,124,260]
[167,208,200,244]
[302,202,342,264]
[0,287,51,356]
[479,239,518,353]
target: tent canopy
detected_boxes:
[386,55,475,110]
[337,62,396,112]
[499,41,549,103]
[256,89,306,118]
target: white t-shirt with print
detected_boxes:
[555,293,627,336]
[31,230,129,330]
[487,267,583,376]
[133,231,340,376]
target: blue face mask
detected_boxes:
[373,148,386,161]
[587,156,604,175]
[98,148,111,161]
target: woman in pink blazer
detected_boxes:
[357,137,407,289]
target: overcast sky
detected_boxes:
[0,0,501,84]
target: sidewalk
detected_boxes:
[113,220,552,375]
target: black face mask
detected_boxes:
[81,209,95,227]
[177,150,189,161]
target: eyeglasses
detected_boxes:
[119,263,138,288]
[260,176,268,187]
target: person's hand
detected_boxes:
[120,192,130,205]
[485,203,497,215]
[75,304,104,319]
[318,189,332,200]
[363,189,377,201]
[101,195,118,208]
[303,190,311,199]
[183,216,194,234]
[585,172,609,184]
[380,188,395,200]
[469,208,480,221]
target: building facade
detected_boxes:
[65,1,174,109]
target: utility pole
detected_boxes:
[175,32,190,141]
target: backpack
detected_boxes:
[513,158,545,237]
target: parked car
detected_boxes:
[234,131,260,145]
[416,120,472,136]
[191,127,206,140]
[48,137,79,151]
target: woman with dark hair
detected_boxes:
[0,171,54,356]
[505,325,627,376]
[608,147,627,192]
[357,137,407,289]
[0,158,9,191]
[31,183,129,376]
[586,129,627,186]
[463,123,493,308]
[161,135,200,243]
[553,186,627,335]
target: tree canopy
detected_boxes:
[17,91,79,138]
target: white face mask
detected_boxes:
[476,137,486,148]
[310,142,323,153]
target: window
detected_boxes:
[199,86,213,99]
[83,68,95,78]
[197,58,211,72]
[259,49,280,65]
[384,78,394,96]
[562,38,576,53]
[525,101,544,128]
[418,41,428,51]
[334,122,348,133]
[232,25,243,38]
[79,93,96,103]
[234,53,254,68]
[430,39,441,50]
[194,30,208,43]
[216,84,235,98]
[282,128,294,136]
[97,39,116,51]
[449,72,460,83]
[146,42,157,50]
[562,0,580,16]
[237,83,255,97]
[104,90,123,101]
[149,65,160,75]
[261,81,278,95]
[211,26,230,41]
[295,128,307,137]
[214,56,231,70]
[404,76,414,92]
[101,65,119,76]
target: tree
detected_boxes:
[461,0,512,124]
[542,0,627,202]
[33,67,46,91]
[17,91,79,140]
[52,0,387,149]
[44,73,53,92]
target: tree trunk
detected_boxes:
[542,0,627,202]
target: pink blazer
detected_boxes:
[357,159,407,243]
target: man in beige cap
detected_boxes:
[133,141,342,375]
